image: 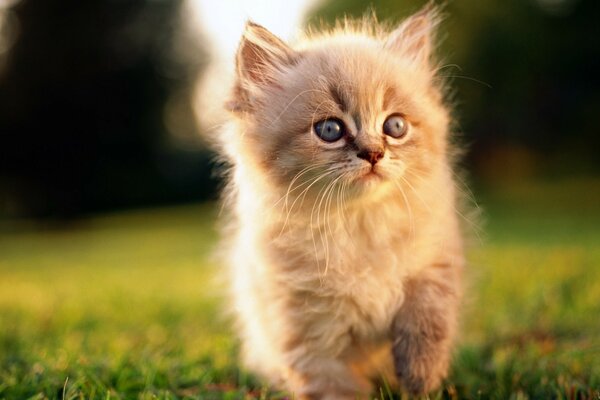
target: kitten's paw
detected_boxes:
[392,330,449,395]
[298,392,361,400]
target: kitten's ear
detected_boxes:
[236,21,295,85]
[385,3,440,69]
[227,22,296,112]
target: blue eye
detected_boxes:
[383,114,408,139]
[314,119,345,142]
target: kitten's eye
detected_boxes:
[314,118,345,142]
[383,114,408,139]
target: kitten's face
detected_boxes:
[230,13,448,201]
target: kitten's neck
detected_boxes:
[268,180,412,232]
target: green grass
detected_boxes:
[1,178,599,399]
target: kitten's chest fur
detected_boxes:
[232,165,455,338]
[261,189,439,335]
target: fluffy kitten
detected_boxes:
[218,4,464,399]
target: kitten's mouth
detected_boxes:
[359,167,383,182]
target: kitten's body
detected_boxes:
[218,6,464,398]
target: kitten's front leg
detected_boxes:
[391,262,461,395]
[278,296,373,399]
[284,355,370,400]
[280,325,372,400]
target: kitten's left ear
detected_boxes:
[385,2,440,70]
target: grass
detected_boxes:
[1,178,599,399]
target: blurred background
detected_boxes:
[0,0,598,220]
[1,0,599,397]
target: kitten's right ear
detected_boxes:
[228,22,296,112]
[236,22,295,84]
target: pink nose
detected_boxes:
[357,149,384,165]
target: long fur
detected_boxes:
[216,4,466,398]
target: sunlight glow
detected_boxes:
[0,0,20,56]
[182,0,323,131]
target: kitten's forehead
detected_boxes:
[294,41,423,121]
[311,41,394,86]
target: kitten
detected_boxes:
[217,4,464,399]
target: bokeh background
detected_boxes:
[0,0,598,219]
[0,0,599,398]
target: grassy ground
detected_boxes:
[0,178,599,399]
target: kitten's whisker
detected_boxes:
[290,168,337,213]
[335,175,348,236]
[337,174,357,252]
[440,74,492,89]
[391,180,415,243]
[320,180,336,277]
[334,177,344,239]
[444,167,482,217]
[281,167,336,262]
[310,175,333,279]
[274,163,328,211]
[398,174,433,214]
[280,168,337,237]
[313,174,339,278]
[342,179,355,247]
[340,173,356,241]
[435,63,462,73]
[323,173,346,276]
[402,167,483,242]
[406,158,482,220]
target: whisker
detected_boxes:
[440,74,492,89]
[402,166,483,242]
[279,167,337,237]
[313,174,339,278]
[391,180,415,243]
[310,175,335,279]
[398,174,432,214]
[339,176,357,252]
[272,163,328,210]
[322,173,346,276]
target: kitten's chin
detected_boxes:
[356,170,383,190]
[354,165,389,185]
[347,168,394,199]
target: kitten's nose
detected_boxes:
[357,149,384,165]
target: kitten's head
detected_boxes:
[226,5,450,201]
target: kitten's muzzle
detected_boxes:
[357,149,384,165]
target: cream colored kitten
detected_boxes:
[217,4,464,399]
